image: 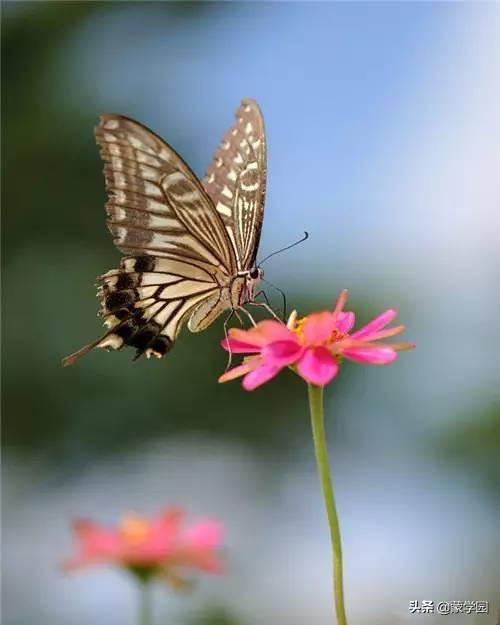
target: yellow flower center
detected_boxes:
[292,316,306,342]
[120,515,151,545]
[291,316,346,347]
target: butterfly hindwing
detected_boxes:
[99,255,221,352]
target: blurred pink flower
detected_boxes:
[64,507,223,587]
[219,290,414,390]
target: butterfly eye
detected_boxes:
[249,267,260,280]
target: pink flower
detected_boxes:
[64,507,223,587]
[219,290,415,390]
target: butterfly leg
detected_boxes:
[238,306,258,327]
[233,308,244,326]
[223,309,236,371]
[247,297,283,322]
[261,279,288,320]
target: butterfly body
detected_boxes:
[63,99,267,366]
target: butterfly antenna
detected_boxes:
[258,231,309,266]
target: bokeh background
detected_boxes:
[2,2,500,625]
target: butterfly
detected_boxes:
[63,98,267,366]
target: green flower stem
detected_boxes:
[138,580,152,625]
[308,383,348,625]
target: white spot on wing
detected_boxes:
[139,164,160,180]
[103,119,119,130]
[129,136,143,149]
[148,214,179,229]
[216,201,232,217]
[114,172,126,187]
[110,157,124,171]
[137,151,161,167]
[103,315,119,328]
[164,171,185,184]
[159,148,173,162]
[147,198,169,213]
[114,226,127,243]
[144,181,162,197]
[110,206,126,221]
[98,334,123,349]
[113,190,127,204]
[124,258,136,271]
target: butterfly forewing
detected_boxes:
[63,100,266,365]
[97,114,236,271]
[202,98,267,270]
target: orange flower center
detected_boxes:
[328,328,346,344]
[120,515,151,545]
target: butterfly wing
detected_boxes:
[202,98,267,271]
[97,114,236,271]
[63,115,237,365]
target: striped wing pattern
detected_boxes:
[63,101,265,366]
[97,115,236,271]
[202,98,266,270]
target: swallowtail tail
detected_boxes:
[63,98,266,366]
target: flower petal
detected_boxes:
[332,289,348,315]
[297,346,339,385]
[218,360,257,383]
[350,309,397,339]
[221,337,262,353]
[223,321,296,351]
[336,311,355,333]
[242,363,282,390]
[262,340,303,366]
[356,324,405,342]
[342,346,398,364]
[254,320,298,343]
[184,520,223,551]
[302,312,337,344]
